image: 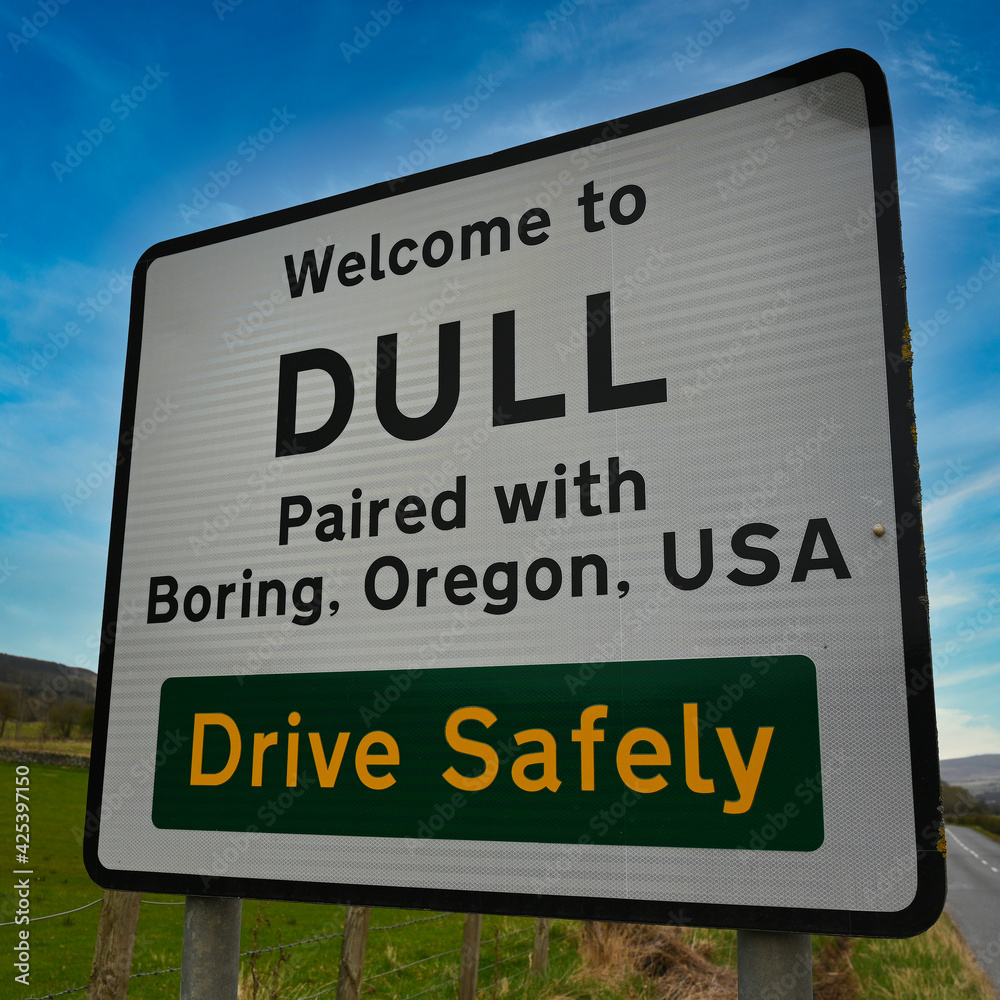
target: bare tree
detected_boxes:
[0,685,16,738]
[48,698,85,739]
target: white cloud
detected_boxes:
[936,706,1000,759]
[927,571,977,613]
[0,259,129,349]
[891,44,1000,201]
[922,462,1000,532]
[519,0,663,67]
[11,22,123,97]
[935,662,1000,689]
[910,115,1000,197]
[893,46,972,101]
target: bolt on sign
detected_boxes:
[86,49,944,936]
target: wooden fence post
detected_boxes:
[531,917,551,977]
[337,905,372,1000]
[581,920,605,959]
[459,913,483,1000]
[88,889,141,1000]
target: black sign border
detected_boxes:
[85,48,945,938]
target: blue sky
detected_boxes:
[0,0,996,761]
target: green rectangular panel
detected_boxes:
[152,655,823,851]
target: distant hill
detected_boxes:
[0,652,97,709]
[940,754,1000,804]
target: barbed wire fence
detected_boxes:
[23,893,575,1000]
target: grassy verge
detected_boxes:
[0,761,575,999]
[0,760,995,1000]
[948,816,1000,847]
[848,914,997,1000]
[550,919,997,1000]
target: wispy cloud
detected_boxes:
[891,42,1000,200]
[928,572,977,612]
[936,662,1000,689]
[922,462,1000,532]
[936,706,1000,758]
[893,44,973,101]
[3,14,125,97]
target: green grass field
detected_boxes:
[0,758,995,1000]
[0,760,578,999]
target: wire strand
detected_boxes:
[370,912,458,932]
[363,944,463,982]
[24,987,91,1000]
[0,897,102,927]
[392,973,462,1000]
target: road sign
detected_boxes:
[85,49,945,936]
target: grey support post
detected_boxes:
[737,930,812,1000]
[179,895,243,1000]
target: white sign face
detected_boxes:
[87,50,944,936]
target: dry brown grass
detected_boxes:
[576,921,737,1000]
[565,920,859,1000]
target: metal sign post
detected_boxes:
[738,930,813,999]
[179,896,242,1000]
[86,48,943,939]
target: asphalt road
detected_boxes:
[945,824,1000,994]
